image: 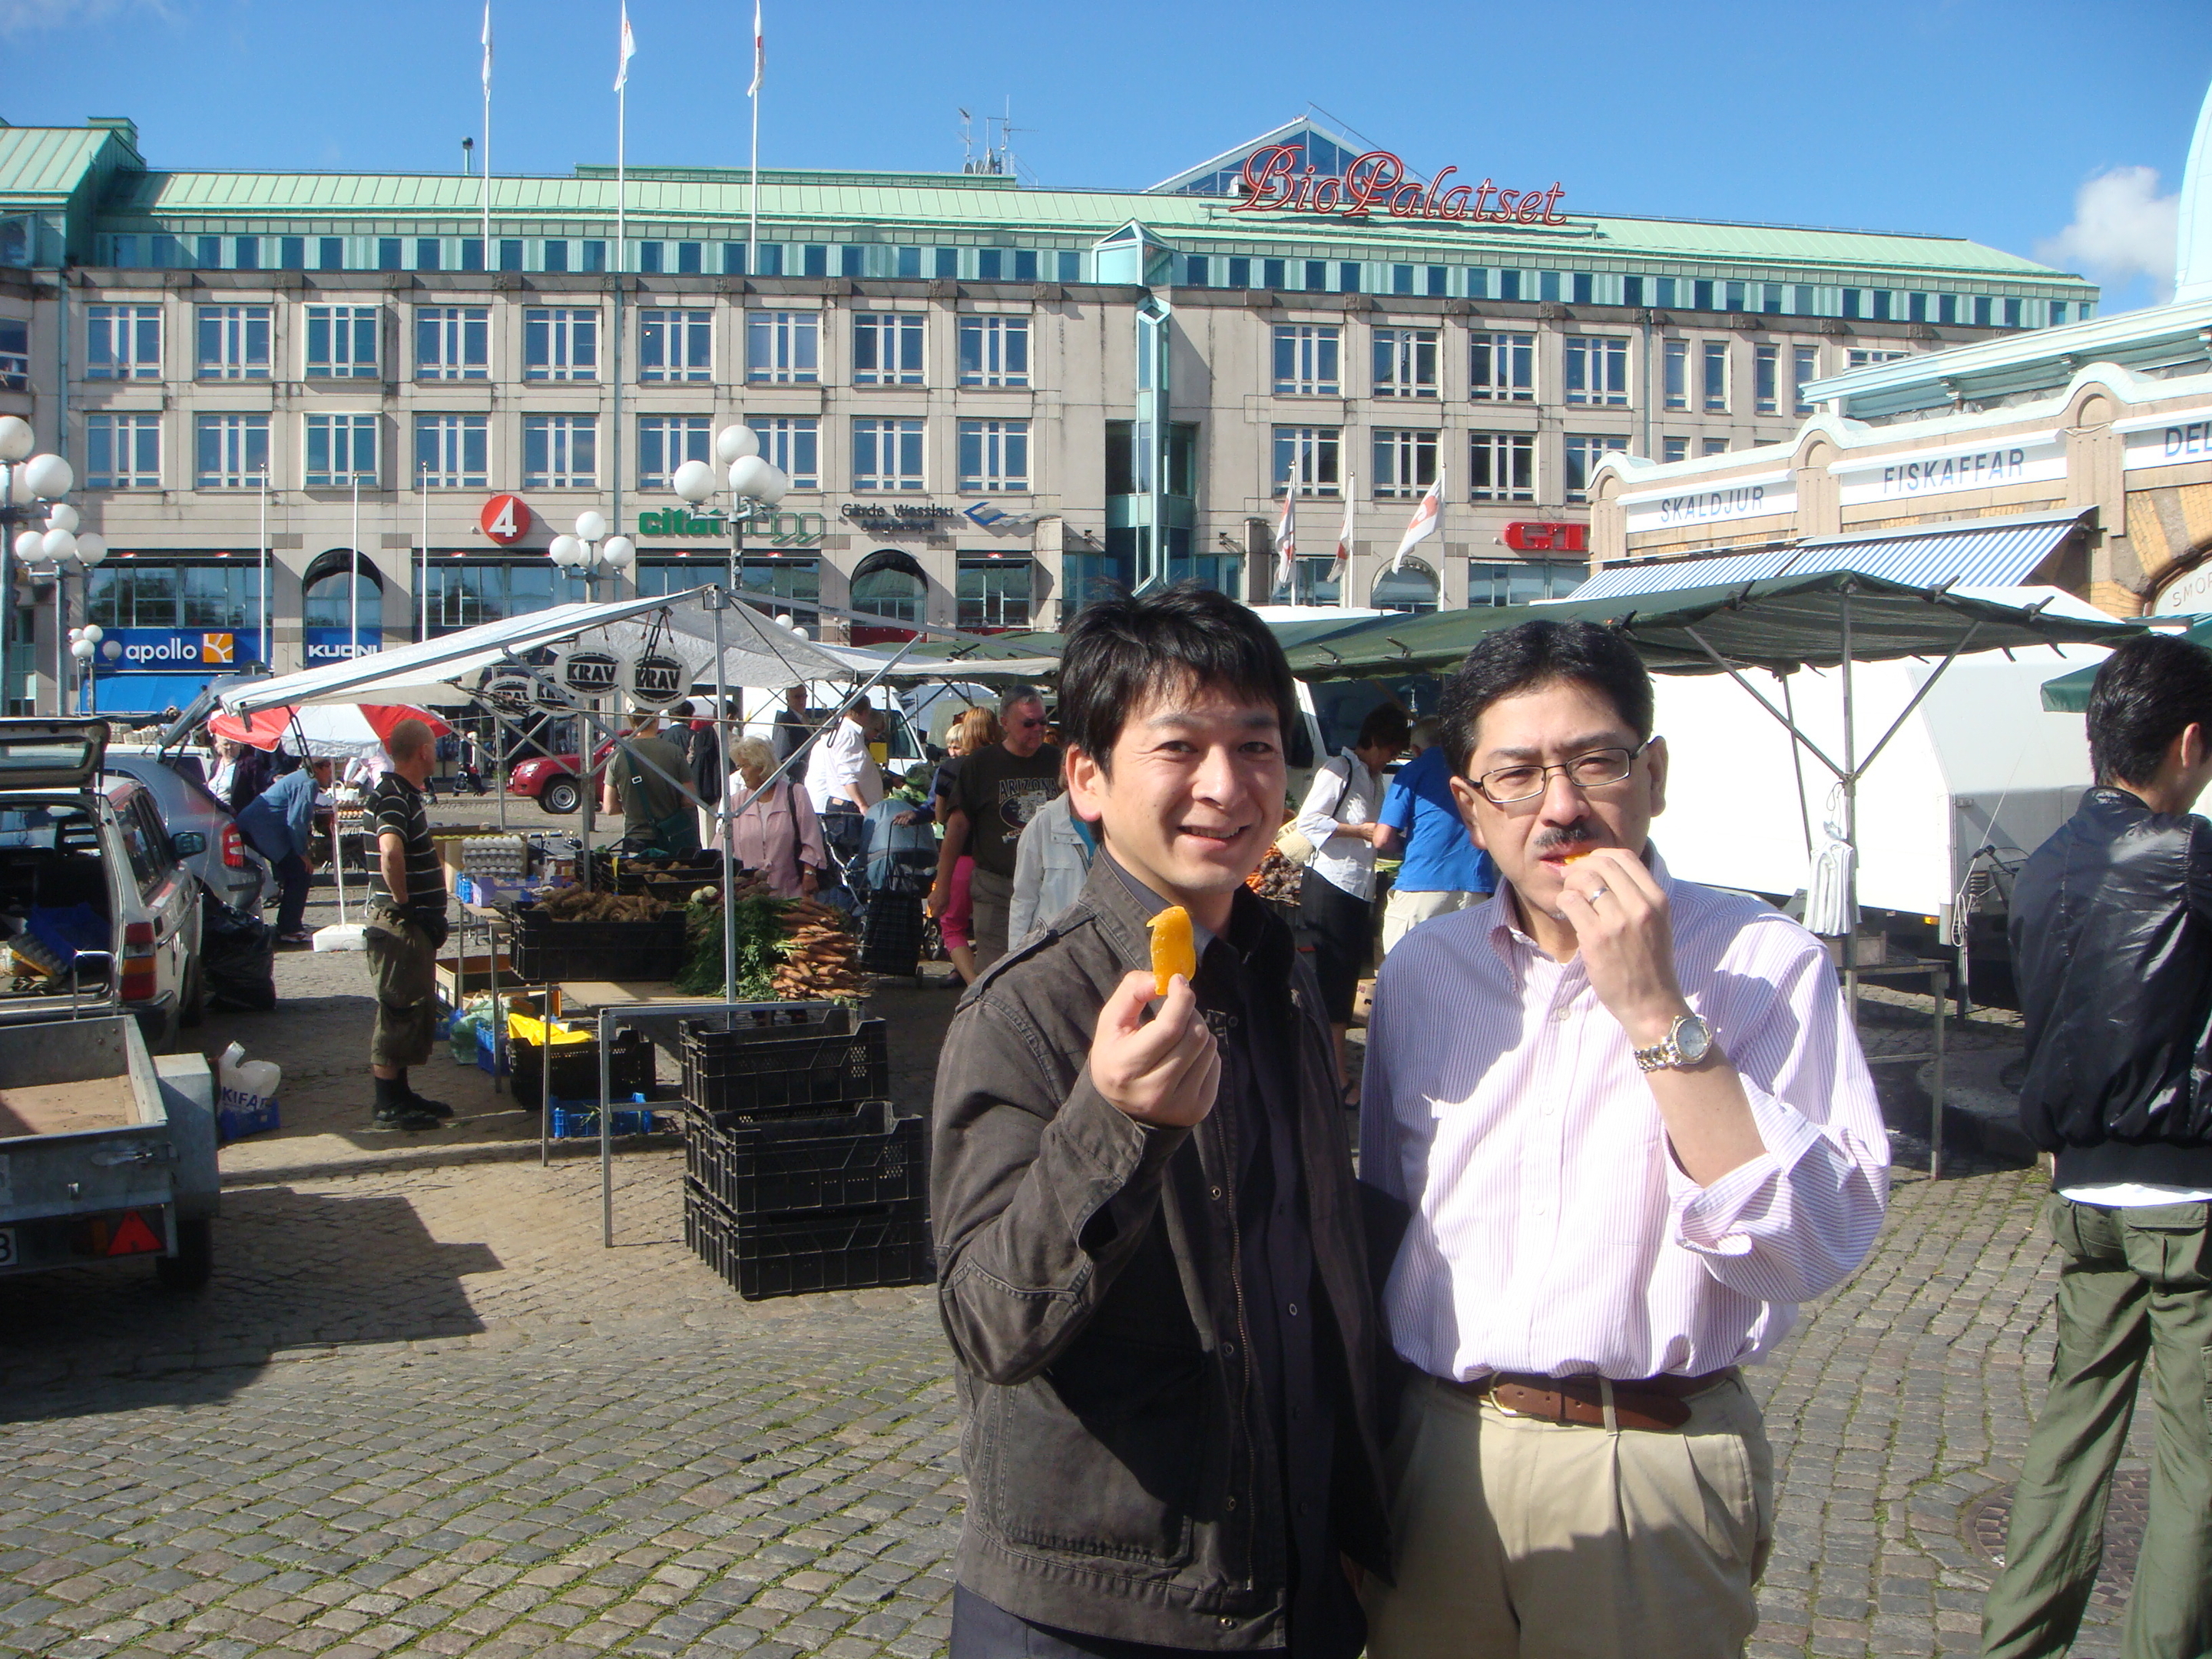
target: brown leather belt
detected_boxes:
[1439,1368,1739,1432]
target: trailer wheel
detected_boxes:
[156,1218,214,1291]
[540,777,581,816]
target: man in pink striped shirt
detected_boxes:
[1358,620,1889,1659]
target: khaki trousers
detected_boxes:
[1363,1372,1774,1659]
[1381,886,1487,955]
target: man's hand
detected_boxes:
[1089,970,1220,1128]
[1555,847,1689,1047]
[925,880,949,918]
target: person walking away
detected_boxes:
[237,756,335,945]
[459,729,488,796]
[601,712,700,857]
[932,708,999,987]
[932,583,1391,1659]
[806,700,886,880]
[685,697,725,849]
[1006,787,1097,951]
[722,737,827,899]
[1356,620,1889,1659]
[1376,718,1495,955]
[363,720,452,1131]
[929,686,1060,973]
[1981,631,2212,1659]
[1293,704,1409,1099]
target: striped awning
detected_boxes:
[1572,509,2088,601]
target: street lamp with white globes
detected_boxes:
[545,510,635,599]
[672,422,790,614]
[0,415,93,714]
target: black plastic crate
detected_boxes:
[590,847,724,895]
[508,1028,657,1111]
[510,909,688,983]
[681,1018,889,1121]
[683,1181,933,1300]
[686,1101,925,1214]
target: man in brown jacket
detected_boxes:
[932,584,1392,1659]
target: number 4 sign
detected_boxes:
[479,494,530,545]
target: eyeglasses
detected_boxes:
[1012,717,1048,730]
[1472,739,1651,806]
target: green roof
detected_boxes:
[0,118,2091,291]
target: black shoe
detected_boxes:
[373,1104,444,1131]
[407,1091,455,1119]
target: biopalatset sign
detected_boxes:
[1231,147,1568,224]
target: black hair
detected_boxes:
[1356,704,1412,753]
[1436,619,1654,779]
[1058,583,1297,774]
[2085,631,2212,786]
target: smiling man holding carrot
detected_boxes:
[931,583,1393,1659]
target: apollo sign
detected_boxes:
[1231,147,1566,224]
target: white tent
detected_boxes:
[214,587,1064,716]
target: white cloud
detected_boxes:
[2035,165,2180,303]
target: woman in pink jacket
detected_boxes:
[722,736,828,898]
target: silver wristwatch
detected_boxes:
[1634,1013,1714,1074]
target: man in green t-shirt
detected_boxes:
[927,685,1061,971]
[600,713,701,856]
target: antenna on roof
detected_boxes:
[958,108,976,174]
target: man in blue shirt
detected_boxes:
[237,756,334,945]
[1375,719,1496,955]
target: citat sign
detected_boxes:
[1231,147,1566,225]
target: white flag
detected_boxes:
[1331,478,1356,584]
[480,1,492,91]
[1273,490,1298,595]
[749,0,764,97]
[614,2,636,91]
[1391,468,1443,574]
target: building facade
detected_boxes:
[0,114,2097,712]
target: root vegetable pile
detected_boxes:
[1245,846,1303,903]
[773,899,866,1001]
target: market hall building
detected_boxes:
[0,113,2097,713]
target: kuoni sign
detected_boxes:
[1232,147,1567,224]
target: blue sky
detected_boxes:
[5,0,2208,311]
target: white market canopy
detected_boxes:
[214,588,1061,715]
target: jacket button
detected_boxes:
[1222,1341,1236,1356]
[1224,1495,1237,1511]
[1220,1617,1235,1628]
[1210,1186,1224,1200]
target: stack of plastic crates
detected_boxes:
[679,1006,932,1300]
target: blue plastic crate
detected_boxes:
[548,1094,664,1139]
[474,1020,511,1076]
[216,1094,280,1143]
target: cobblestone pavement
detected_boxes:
[0,876,2144,1658]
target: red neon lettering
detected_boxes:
[1472,178,1496,217]
[1436,183,1475,218]
[1492,189,1521,221]
[1423,166,1458,217]
[1389,182,1426,217]
[1233,145,1300,210]
[1515,190,1546,224]
[1343,151,1402,211]
[1310,174,1344,213]
[1541,183,1568,224]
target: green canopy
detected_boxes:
[2040,614,2212,710]
[1286,570,2141,682]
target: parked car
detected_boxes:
[0,720,204,1052]
[104,743,271,919]
[508,742,615,816]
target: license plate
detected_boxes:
[0,1228,15,1268]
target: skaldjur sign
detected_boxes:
[1232,147,1566,224]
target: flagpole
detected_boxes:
[480,3,492,271]
[748,0,763,275]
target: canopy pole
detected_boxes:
[1853,619,1987,778]
[1781,673,1814,861]
[713,591,737,1004]
[1840,589,1858,1017]
[1677,625,1846,780]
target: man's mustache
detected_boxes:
[1531,824,1597,857]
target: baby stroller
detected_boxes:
[852,794,938,984]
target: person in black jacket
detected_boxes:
[1982,631,2212,1659]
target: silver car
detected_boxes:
[102,745,270,920]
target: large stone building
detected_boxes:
[0,112,2096,712]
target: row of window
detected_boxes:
[84,303,1033,388]
[78,555,1039,635]
[1192,260,2073,326]
[1272,427,1631,505]
[1277,325,1845,416]
[89,228,2079,330]
[82,410,1031,494]
[97,232,1082,285]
